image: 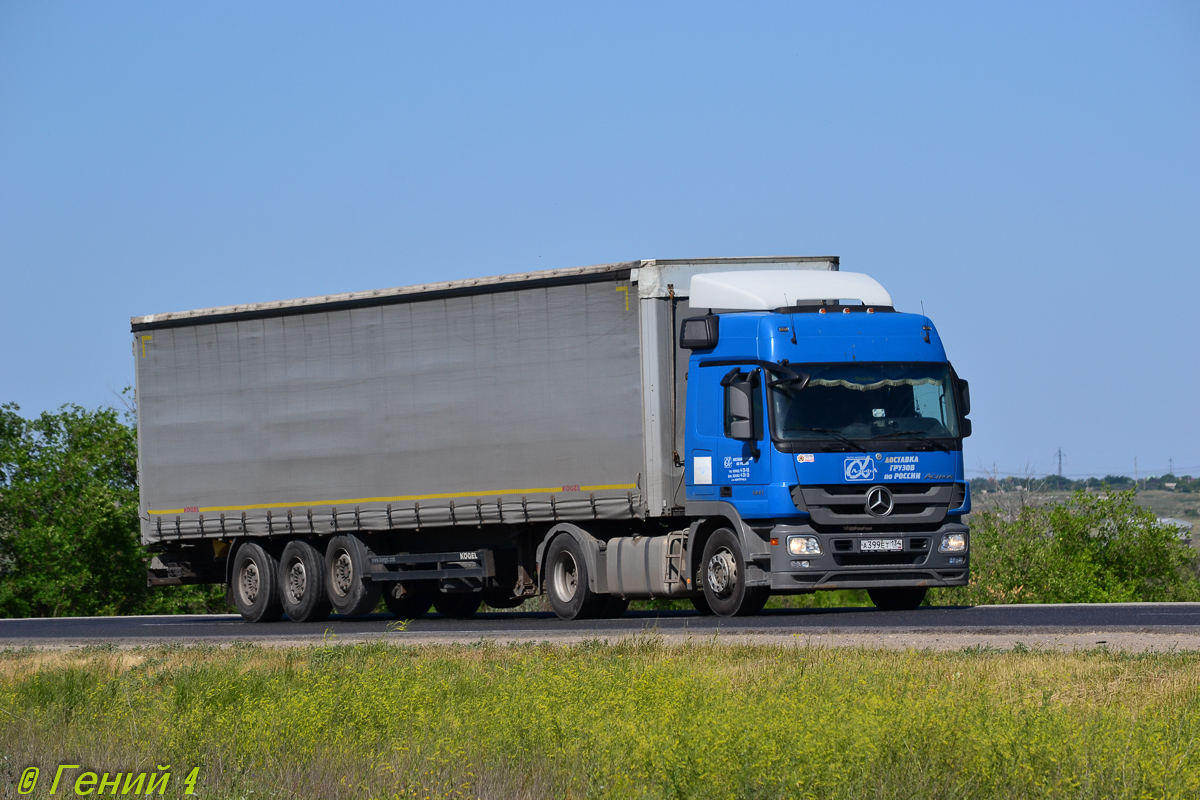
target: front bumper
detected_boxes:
[767,520,970,591]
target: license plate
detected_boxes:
[861,538,903,552]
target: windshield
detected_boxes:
[771,362,959,441]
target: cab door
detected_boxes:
[687,364,771,515]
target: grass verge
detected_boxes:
[2,639,1199,799]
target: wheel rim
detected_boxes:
[285,557,306,604]
[238,561,260,606]
[551,550,579,602]
[331,550,354,598]
[706,547,737,599]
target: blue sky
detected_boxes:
[1,2,1197,479]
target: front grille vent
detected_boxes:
[798,483,955,529]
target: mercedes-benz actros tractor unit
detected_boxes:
[134,256,971,621]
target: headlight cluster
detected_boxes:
[787,536,821,556]
[939,533,967,553]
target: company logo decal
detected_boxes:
[865,485,895,516]
[844,455,877,482]
[796,454,815,464]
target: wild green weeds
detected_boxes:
[2,640,1199,799]
[932,490,1200,605]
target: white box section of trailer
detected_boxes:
[132,257,836,544]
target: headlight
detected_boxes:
[787,536,821,556]
[940,533,966,553]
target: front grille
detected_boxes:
[799,483,955,529]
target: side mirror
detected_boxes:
[679,315,719,349]
[958,379,970,416]
[961,418,972,438]
[721,368,759,442]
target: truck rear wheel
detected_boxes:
[325,534,382,617]
[545,534,605,620]
[700,528,768,617]
[382,583,434,619]
[233,542,285,623]
[868,587,927,611]
[279,540,332,623]
[433,592,481,618]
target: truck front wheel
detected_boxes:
[545,535,605,620]
[278,540,332,623]
[700,529,768,617]
[232,543,285,623]
[324,534,382,617]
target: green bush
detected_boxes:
[931,491,1200,605]
[0,402,228,617]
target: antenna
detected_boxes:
[1056,448,1064,477]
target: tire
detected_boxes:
[232,542,285,623]
[700,528,769,617]
[868,587,928,611]
[324,534,382,617]
[600,595,630,618]
[382,582,434,619]
[690,593,715,616]
[278,540,332,623]
[545,534,606,620]
[433,592,482,618]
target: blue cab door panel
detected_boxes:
[686,363,771,516]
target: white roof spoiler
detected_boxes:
[688,270,893,310]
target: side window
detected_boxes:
[723,369,763,440]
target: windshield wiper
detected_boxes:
[792,428,867,452]
[870,429,953,453]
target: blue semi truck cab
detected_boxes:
[678,270,972,614]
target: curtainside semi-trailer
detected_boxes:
[134,256,972,622]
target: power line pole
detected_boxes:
[1169,457,1173,475]
[1056,448,1064,477]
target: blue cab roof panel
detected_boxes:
[704,311,948,364]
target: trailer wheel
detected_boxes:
[278,540,332,623]
[433,592,481,618]
[700,528,768,617]
[324,534,382,617]
[868,587,927,611]
[382,583,434,619]
[232,543,285,623]
[545,535,605,620]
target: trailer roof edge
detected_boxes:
[130,256,840,332]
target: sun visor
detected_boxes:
[688,270,893,309]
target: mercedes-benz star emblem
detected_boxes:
[865,485,894,517]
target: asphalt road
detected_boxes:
[3,603,1200,648]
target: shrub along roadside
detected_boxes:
[0,402,228,618]
[931,490,1200,605]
